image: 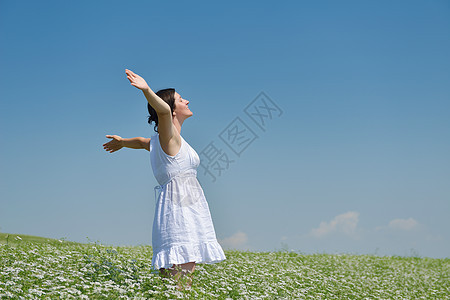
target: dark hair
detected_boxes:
[147,88,176,133]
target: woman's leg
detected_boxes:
[160,262,196,289]
[159,262,196,278]
[175,262,196,289]
[159,267,171,278]
[170,261,196,276]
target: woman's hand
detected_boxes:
[103,135,123,153]
[125,69,150,91]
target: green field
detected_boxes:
[0,233,448,299]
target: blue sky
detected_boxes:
[1,0,449,259]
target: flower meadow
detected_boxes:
[0,234,448,299]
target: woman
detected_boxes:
[103,69,226,290]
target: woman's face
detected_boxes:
[173,92,193,119]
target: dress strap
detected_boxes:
[153,169,198,203]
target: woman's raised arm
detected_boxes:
[125,69,171,115]
[125,68,177,145]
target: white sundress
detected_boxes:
[150,132,226,271]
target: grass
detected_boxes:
[0,232,79,246]
[0,233,448,299]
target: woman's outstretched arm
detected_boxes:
[103,135,151,153]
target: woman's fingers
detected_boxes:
[106,134,119,140]
[126,69,146,90]
[125,69,136,78]
[104,145,118,152]
[103,136,119,152]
